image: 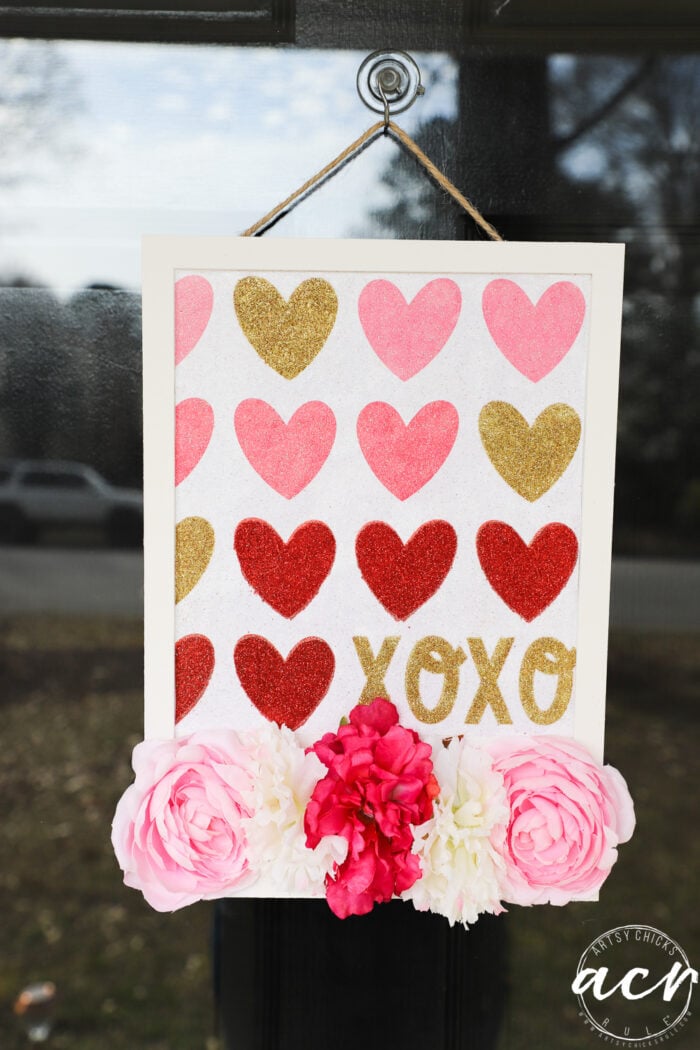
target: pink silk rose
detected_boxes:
[112,732,257,911]
[304,698,439,918]
[489,736,635,906]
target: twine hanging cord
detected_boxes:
[242,119,503,241]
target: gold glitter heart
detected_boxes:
[175,516,214,603]
[234,277,338,379]
[479,401,581,501]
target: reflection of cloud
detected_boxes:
[550,54,576,77]
[161,66,195,89]
[206,101,232,122]
[155,93,188,113]
[290,95,327,118]
[263,110,284,128]
[106,121,132,144]
[260,79,288,99]
[62,44,457,140]
[560,142,606,181]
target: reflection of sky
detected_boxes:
[0,43,457,291]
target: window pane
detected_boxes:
[0,18,698,1050]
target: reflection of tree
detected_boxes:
[65,288,143,486]
[365,56,700,553]
[0,40,81,185]
[554,57,700,551]
[364,117,467,240]
[0,285,142,488]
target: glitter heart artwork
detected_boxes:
[234,399,336,499]
[176,516,215,603]
[165,254,612,750]
[175,397,214,486]
[357,401,459,500]
[482,280,586,382]
[234,635,335,730]
[358,278,461,380]
[234,518,335,618]
[175,633,215,723]
[175,275,213,365]
[356,520,458,620]
[476,520,578,621]
[234,277,338,379]
[479,401,581,501]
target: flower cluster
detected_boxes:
[304,698,439,917]
[240,722,347,896]
[112,731,257,911]
[489,735,636,907]
[402,737,508,927]
[112,700,635,924]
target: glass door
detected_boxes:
[1,5,698,1048]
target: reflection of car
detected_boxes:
[0,460,143,546]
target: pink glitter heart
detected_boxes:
[175,397,214,486]
[175,275,213,365]
[234,399,336,499]
[357,400,459,500]
[482,279,586,382]
[359,278,462,380]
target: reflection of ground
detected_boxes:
[610,557,700,630]
[0,549,697,629]
[0,548,143,616]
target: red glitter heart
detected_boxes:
[234,519,335,619]
[476,520,578,621]
[234,635,335,730]
[175,634,214,723]
[355,520,457,620]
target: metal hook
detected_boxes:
[356,50,424,123]
[377,81,391,133]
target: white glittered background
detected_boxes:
[173,267,590,745]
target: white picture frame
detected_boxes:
[142,237,624,764]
